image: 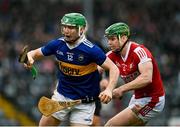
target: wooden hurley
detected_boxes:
[38,96,81,117]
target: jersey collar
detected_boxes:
[121,41,132,62]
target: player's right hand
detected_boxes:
[112,87,123,99]
[99,88,112,104]
[24,52,34,69]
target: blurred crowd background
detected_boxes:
[0,0,179,126]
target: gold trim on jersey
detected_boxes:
[58,61,97,76]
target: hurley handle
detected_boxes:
[18,45,38,79]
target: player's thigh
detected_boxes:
[39,115,61,126]
[129,95,165,123]
[70,102,95,125]
[105,107,144,126]
[70,123,89,126]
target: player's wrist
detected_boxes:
[106,85,114,92]
[118,86,126,94]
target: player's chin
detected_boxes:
[108,46,115,51]
[64,37,70,41]
[111,48,117,51]
[108,47,112,50]
[64,37,73,43]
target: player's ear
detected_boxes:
[80,27,85,35]
[121,35,128,42]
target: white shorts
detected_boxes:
[51,90,95,125]
[128,95,165,123]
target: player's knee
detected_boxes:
[39,116,60,126]
[39,116,49,126]
[104,119,113,126]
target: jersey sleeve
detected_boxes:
[41,39,59,56]
[106,51,114,59]
[91,45,106,65]
[133,47,152,65]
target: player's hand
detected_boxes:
[112,87,123,99]
[99,88,112,104]
[24,52,34,69]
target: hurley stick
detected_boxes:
[18,45,38,79]
[38,96,81,117]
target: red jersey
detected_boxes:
[107,42,165,99]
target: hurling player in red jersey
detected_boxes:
[99,22,165,126]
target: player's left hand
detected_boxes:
[98,88,112,104]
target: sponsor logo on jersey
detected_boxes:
[121,71,140,83]
[59,62,80,75]
[58,61,97,76]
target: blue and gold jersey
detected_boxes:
[41,37,106,100]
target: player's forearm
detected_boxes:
[27,48,43,61]
[106,65,119,91]
[100,57,119,91]
[120,73,152,93]
[121,62,153,93]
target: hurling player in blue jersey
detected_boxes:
[24,13,119,126]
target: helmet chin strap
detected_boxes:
[78,26,81,36]
[74,26,85,42]
[113,35,128,54]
